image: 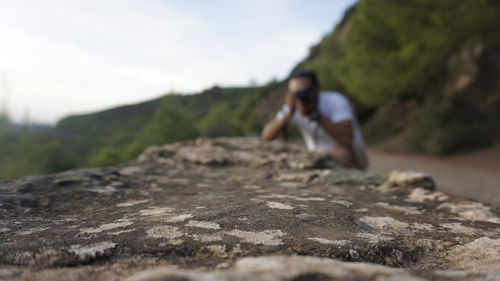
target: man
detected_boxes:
[260,70,368,170]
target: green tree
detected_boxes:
[338,0,500,106]
[129,97,199,158]
[198,102,240,137]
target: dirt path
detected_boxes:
[368,143,500,208]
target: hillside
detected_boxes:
[56,97,163,161]
[58,86,266,165]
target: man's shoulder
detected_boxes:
[318,91,355,122]
[319,91,351,106]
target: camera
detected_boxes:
[294,87,314,105]
[294,88,319,121]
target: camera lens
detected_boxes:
[295,88,312,104]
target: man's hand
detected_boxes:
[260,92,296,141]
[283,91,296,121]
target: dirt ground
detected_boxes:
[368,142,500,208]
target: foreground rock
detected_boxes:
[0,137,499,280]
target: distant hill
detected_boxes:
[54,86,265,167]
[56,97,162,160]
[0,85,271,180]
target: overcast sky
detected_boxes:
[0,0,356,124]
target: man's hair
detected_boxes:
[290,70,319,87]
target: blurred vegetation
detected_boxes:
[1,0,499,180]
[339,0,499,106]
[0,86,265,180]
[0,128,77,179]
[401,101,499,154]
[76,86,265,168]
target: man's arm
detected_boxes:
[260,114,290,141]
[318,116,353,148]
[318,116,357,168]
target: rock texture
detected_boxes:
[1,137,499,280]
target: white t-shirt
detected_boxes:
[276,91,368,169]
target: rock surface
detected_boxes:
[1,137,499,280]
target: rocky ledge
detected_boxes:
[0,137,499,280]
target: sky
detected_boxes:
[0,0,357,124]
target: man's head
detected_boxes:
[288,70,319,115]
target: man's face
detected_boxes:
[288,77,318,115]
